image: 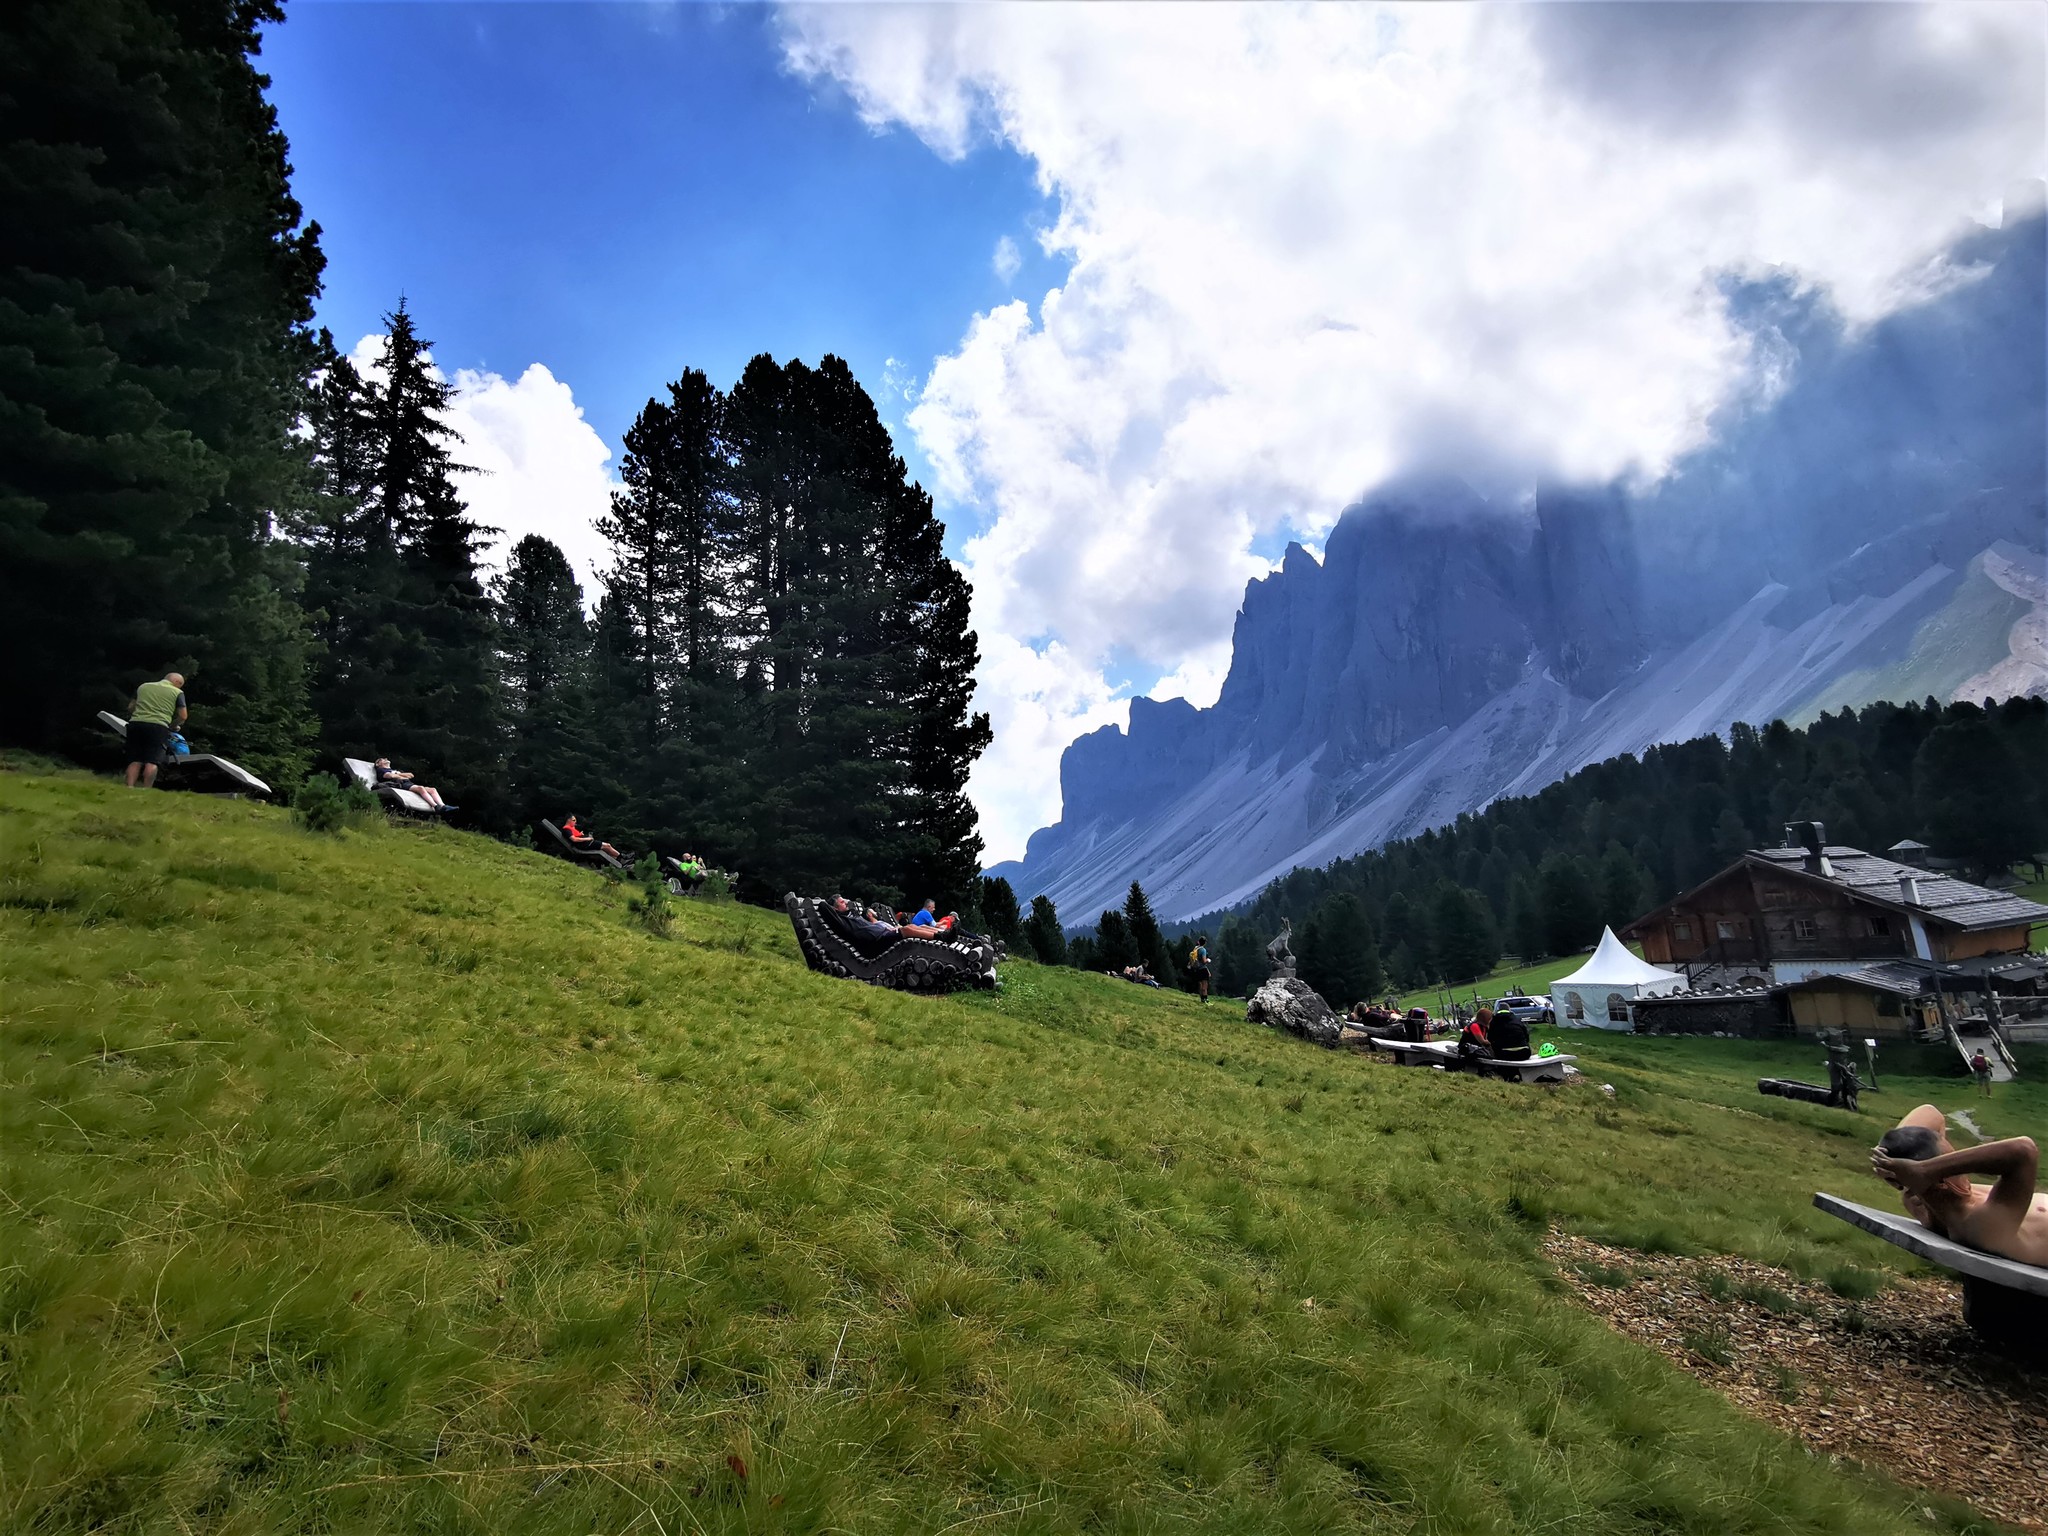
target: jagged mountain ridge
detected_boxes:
[987,211,2048,925]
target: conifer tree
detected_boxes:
[1123,881,1177,985]
[1431,883,1500,983]
[1022,895,1068,966]
[307,305,504,820]
[1538,853,1603,956]
[1094,910,1139,972]
[497,535,603,829]
[978,876,1023,950]
[0,0,324,780]
[1298,892,1383,1008]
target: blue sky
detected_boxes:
[262,2,1057,538]
[259,3,2042,864]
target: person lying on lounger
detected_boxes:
[1870,1104,2045,1267]
[561,815,623,860]
[374,758,447,808]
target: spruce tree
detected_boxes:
[1298,892,1382,1009]
[1538,853,1603,955]
[1431,883,1500,983]
[1123,881,1176,985]
[1095,910,1139,972]
[307,304,504,819]
[0,0,324,779]
[496,535,603,831]
[978,876,1023,949]
[1022,895,1068,966]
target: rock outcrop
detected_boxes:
[1245,975,1341,1047]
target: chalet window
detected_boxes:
[1868,915,1890,937]
[1716,920,1741,940]
[1792,917,1818,941]
[1673,921,1693,940]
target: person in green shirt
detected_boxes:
[125,672,187,788]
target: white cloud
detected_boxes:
[348,335,616,600]
[778,2,2044,864]
[992,233,1022,283]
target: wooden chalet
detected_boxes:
[1621,826,2048,989]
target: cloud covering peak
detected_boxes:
[778,1,2044,865]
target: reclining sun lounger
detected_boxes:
[97,711,272,798]
[1812,1192,2047,1360]
[343,758,450,817]
[786,894,1000,994]
[540,819,626,872]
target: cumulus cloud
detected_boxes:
[349,335,616,599]
[781,2,2043,865]
[992,233,1022,283]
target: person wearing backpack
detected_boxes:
[1187,934,1212,1003]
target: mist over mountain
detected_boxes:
[988,209,2047,925]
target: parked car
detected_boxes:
[1493,994,1554,1024]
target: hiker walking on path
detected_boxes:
[1188,935,1212,1003]
[1972,1049,1994,1097]
[124,672,186,788]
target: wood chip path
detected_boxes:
[1545,1232,2047,1533]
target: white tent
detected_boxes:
[1549,927,1688,1030]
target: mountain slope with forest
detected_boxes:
[989,210,2048,924]
[2,758,2034,1534]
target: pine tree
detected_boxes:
[1914,717,2043,878]
[1216,916,1269,998]
[496,535,604,830]
[978,876,1023,949]
[1123,881,1177,985]
[1022,895,1068,966]
[1507,874,1547,960]
[1538,853,1603,955]
[1298,892,1382,1009]
[1597,841,1648,931]
[0,0,324,778]
[1094,910,1139,972]
[307,304,504,820]
[1432,883,1500,982]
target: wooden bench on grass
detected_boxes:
[1813,1192,2048,1360]
[1481,1053,1576,1084]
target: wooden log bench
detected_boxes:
[1813,1192,2048,1361]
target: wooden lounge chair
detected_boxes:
[786,894,999,994]
[1812,1192,2046,1359]
[540,819,625,872]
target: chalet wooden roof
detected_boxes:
[1622,844,2048,937]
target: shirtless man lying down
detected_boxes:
[1870,1104,2045,1267]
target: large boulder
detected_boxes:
[1246,976,1343,1047]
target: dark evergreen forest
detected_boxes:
[1171,698,2047,1003]
[1022,698,2046,1008]
[0,0,990,908]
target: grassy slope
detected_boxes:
[2,764,2033,1536]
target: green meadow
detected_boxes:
[2,761,2035,1535]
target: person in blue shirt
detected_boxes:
[907,899,939,928]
